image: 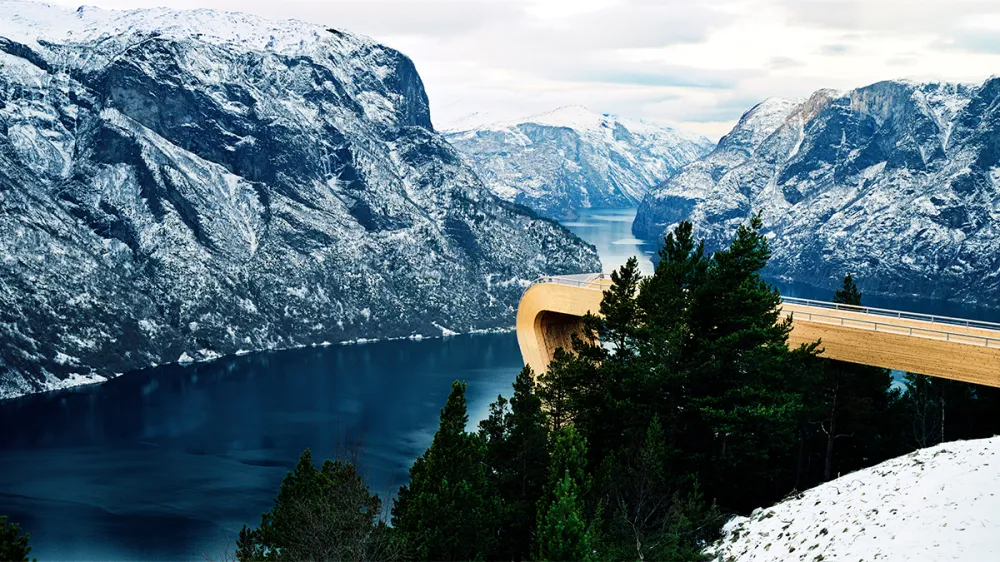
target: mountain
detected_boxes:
[634,79,1000,307]
[706,437,1000,561]
[445,106,714,220]
[0,0,600,399]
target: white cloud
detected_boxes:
[44,0,1000,140]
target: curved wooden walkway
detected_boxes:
[516,274,1000,388]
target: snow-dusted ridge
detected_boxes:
[0,0,376,55]
[634,79,1000,307]
[0,0,599,399]
[446,105,714,219]
[707,436,1000,561]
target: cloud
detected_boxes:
[768,56,804,70]
[45,0,1000,141]
[819,43,851,55]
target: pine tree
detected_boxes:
[537,425,593,561]
[538,258,649,465]
[679,212,813,510]
[478,367,552,560]
[392,381,495,560]
[0,516,33,562]
[237,450,398,561]
[834,273,863,307]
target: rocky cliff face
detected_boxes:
[0,1,599,399]
[446,106,714,220]
[634,80,1000,307]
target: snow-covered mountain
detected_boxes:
[706,437,1000,561]
[634,80,1000,306]
[0,0,600,399]
[445,106,714,219]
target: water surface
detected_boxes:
[0,336,523,560]
[562,207,656,275]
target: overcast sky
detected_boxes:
[48,0,1000,139]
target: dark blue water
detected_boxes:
[0,336,524,560]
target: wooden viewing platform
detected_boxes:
[516,274,1000,388]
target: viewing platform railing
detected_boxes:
[529,274,1000,349]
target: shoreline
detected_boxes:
[0,326,519,404]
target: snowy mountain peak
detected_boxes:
[634,78,1000,308]
[0,0,376,56]
[520,104,614,131]
[720,96,801,150]
[446,106,714,219]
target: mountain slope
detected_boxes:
[634,80,1000,307]
[446,106,714,219]
[0,0,599,399]
[706,437,1000,561]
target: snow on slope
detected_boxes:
[707,437,1000,561]
[0,0,362,55]
[0,0,600,399]
[446,105,714,219]
[634,79,1000,307]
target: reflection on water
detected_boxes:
[0,335,523,561]
[561,208,656,275]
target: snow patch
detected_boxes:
[707,437,1000,561]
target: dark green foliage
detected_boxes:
[0,516,34,562]
[392,380,496,560]
[536,425,593,562]
[834,273,862,306]
[900,373,994,449]
[479,366,551,561]
[600,418,721,562]
[678,212,815,510]
[236,450,398,562]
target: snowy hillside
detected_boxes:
[634,80,1000,307]
[446,106,714,219]
[707,437,1000,561]
[0,0,599,399]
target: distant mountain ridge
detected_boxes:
[0,0,599,399]
[634,79,1000,307]
[446,106,714,219]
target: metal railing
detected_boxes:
[789,308,1000,348]
[531,273,1000,348]
[780,296,1000,331]
[533,274,609,290]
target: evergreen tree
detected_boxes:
[392,381,495,560]
[680,212,815,510]
[479,366,551,561]
[236,450,398,561]
[601,417,720,561]
[0,516,33,562]
[537,258,650,465]
[537,425,593,561]
[834,273,863,307]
